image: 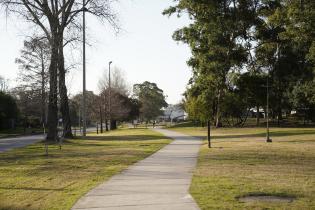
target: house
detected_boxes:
[159,104,187,122]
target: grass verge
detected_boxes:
[169,125,315,209]
[0,128,171,210]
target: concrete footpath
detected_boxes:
[72,128,202,210]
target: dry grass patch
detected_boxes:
[0,128,171,210]
[170,126,315,210]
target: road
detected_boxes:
[0,134,45,153]
[0,127,97,153]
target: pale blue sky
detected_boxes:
[0,0,192,104]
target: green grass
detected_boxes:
[0,128,171,210]
[169,125,315,210]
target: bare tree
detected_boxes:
[70,91,99,126]
[98,67,130,130]
[98,67,129,96]
[1,0,119,140]
[16,37,50,125]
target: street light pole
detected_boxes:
[266,42,279,143]
[108,61,112,130]
[82,0,87,137]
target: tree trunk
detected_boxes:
[215,90,222,128]
[277,99,282,126]
[105,119,109,131]
[110,120,117,130]
[46,36,58,141]
[58,35,73,138]
[100,105,103,133]
[41,61,46,126]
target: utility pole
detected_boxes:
[100,98,103,133]
[207,120,211,148]
[79,108,81,135]
[82,0,87,137]
[266,42,279,143]
[108,61,112,130]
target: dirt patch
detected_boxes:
[238,194,295,203]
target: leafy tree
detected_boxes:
[127,98,140,121]
[164,0,259,127]
[166,0,315,129]
[70,91,99,127]
[254,0,315,125]
[280,0,315,71]
[133,81,167,122]
[0,91,18,129]
[236,72,267,125]
[11,87,44,126]
[288,81,315,123]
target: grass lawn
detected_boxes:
[0,128,171,210]
[169,125,315,209]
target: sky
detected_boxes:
[0,0,192,104]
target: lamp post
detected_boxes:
[108,61,112,130]
[82,0,87,137]
[266,42,279,143]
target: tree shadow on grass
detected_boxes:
[0,206,37,210]
[75,135,169,141]
[208,129,315,140]
[0,186,64,191]
[276,139,315,143]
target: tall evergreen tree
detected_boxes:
[164,0,259,127]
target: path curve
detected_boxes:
[72,128,202,210]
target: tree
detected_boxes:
[15,37,50,126]
[288,81,315,123]
[165,0,315,130]
[11,87,43,127]
[0,91,18,129]
[70,91,99,127]
[133,81,167,122]
[98,67,130,130]
[164,0,259,127]
[127,98,140,121]
[236,72,267,125]
[1,0,118,140]
[254,0,315,125]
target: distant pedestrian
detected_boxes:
[153,121,156,128]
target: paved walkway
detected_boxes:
[72,128,202,210]
[0,134,45,153]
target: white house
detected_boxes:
[159,104,187,121]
